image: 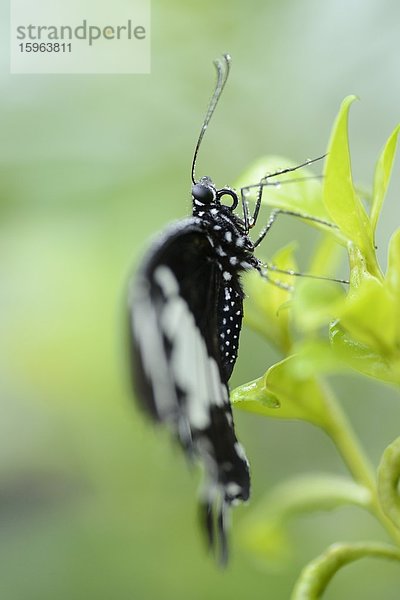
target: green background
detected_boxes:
[1,0,400,598]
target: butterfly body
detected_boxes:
[130,176,258,561]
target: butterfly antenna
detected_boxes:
[191,54,231,184]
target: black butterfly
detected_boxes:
[128,54,333,563]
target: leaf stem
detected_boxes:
[291,541,400,600]
[321,381,400,546]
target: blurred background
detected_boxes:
[1,0,400,598]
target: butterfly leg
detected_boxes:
[255,264,294,292]
[257,154,327,184]
[264,263,349,285]
[239,183,262,232]
[239,154,327,232]
[238,186,252,232]
[253,208,337,248]
[255,262,349,289]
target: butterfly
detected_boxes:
[128,54,334,563]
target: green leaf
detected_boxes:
[386,228,400,295]
[257,474,371,516]
[243,243,296,353]
[287,340,350,380]
[291,542,400,600]
[240,475,370,569]
[377,437,400,530]
[323,96,375,265]
[371,125,400,234]
[326,242,395,357]
[232,356,330,428]
[283,335,395,385]
[347,243,375,288]
[292,279,346,332]
[386,228,400,344]
[232,376,281,410]
[308,233,343,278]
[339,274,397,356]
[239,520,292,569]
[298,330,395,384]
[329,324,398,383]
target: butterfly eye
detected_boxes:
[192,183,215,204]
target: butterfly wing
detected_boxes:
[129,218,250,562]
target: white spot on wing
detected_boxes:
[234,442,248,463]
[226,482,242,497]
[154,265,180,296]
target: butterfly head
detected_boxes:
[192,176,239,215]
[192,176,218,207]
